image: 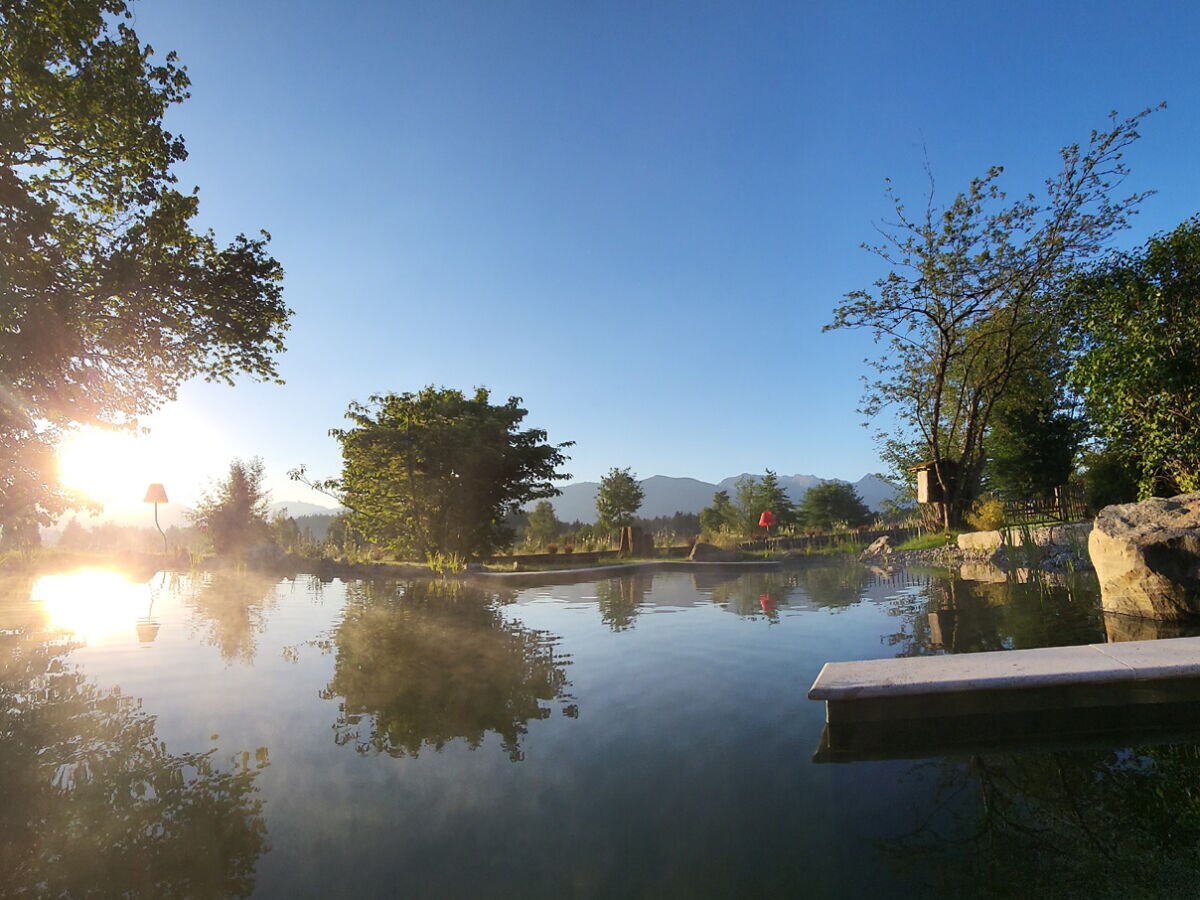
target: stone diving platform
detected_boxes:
[808,636,1200,762]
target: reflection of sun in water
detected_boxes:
[33,569,153,644]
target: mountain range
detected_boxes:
[543,473,900,524]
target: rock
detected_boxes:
[859,535,893,562]
[957,530,1002,554]
[688,542,741,563]
[1089,492,1200,620]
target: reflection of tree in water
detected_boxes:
[182,571,284,664]
[323,580,572,761]
[702,562,871,618]
[795,559,872,609]
[707,571,792,619]
[594,572,651,631]
[884,572,1105,658]
[0,631,268,897]
[880,744,1200,897]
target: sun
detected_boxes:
[57,427,148,504]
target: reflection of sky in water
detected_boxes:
[8,564,1189,897]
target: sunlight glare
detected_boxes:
[57,428,146,504]
[33,569,154,644]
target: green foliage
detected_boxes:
[425,551,467,576]
[985,356,1084,498]
[894,531,959,551]
[524,500,560,549]
[0,0,291,535]
[1067,216,1200,498]
[595,467,644,533]
[700,489,741,535]
[191,458,271,555]
[1078,446,1139,512]
[304,387,571,559]
[797,481,871,531]
[828,108,1159,527]
[743,469,797,530]
[965,494,1006,531]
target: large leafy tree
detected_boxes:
[0,0,290,536]
[797,481,871,531]
[1067,215,1200,498]
[594,467,644,533]
[304,387,571,560]
[827,108,1158,528]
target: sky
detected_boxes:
[101,0,1200,510]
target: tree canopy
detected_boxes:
[303,387,571,560]
[0,0,291,535]
[828,107,1159,527]
[1067,215,1200,498]
[797,481,871,531]
[191,457,271,556]
[595,467,644,533]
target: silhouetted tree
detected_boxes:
[191,458,271,555]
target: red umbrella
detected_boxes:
[758,511,776,529]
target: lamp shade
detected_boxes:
[143,483,169,504]
[758,511,776,528]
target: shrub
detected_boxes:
[546,544,558,555]
[562,543,574,555]
[966,494,1006,531]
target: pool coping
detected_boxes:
[808,635,1200,724]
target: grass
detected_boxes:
[894,531,960,552]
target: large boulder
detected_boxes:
[1090,492,1200,620]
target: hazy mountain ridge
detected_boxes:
[545,473,900,524]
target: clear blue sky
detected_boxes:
[126,0,1200,508]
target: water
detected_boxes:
[3,562,1199,897]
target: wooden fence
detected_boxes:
[998,485,1088,527]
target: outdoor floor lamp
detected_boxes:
[144,482,168,553]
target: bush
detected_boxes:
[546,544,558,555]
[966,494,1006,531]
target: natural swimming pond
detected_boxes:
[3,562,1200,897]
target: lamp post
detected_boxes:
[144,483,168,553]
[758,510,776,550]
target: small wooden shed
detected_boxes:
[910,460,956,505]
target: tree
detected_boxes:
[191,458,271,555]
[797,481,872,531]
[1066,216,1200,498]
[827,108,1159,528]
[700,490,741,535]
[595,467,644,533]
[298,387,571,560]
[0,1,291,538]
[984,354,1084,498]
[525,500,560,548]
[747,469,797,530]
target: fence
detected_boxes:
[998,485,1088,527]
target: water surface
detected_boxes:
[3,562,1198,897]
